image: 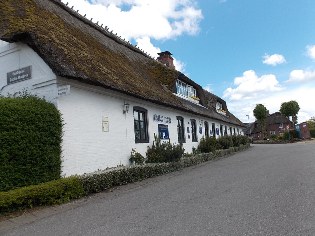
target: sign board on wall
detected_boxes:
[7,66,32,85]
[158,124,169,139]
[58,85,71,96]
[102,117,109,132]
[153,114,171,124]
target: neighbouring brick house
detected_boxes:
[246,112,292,139]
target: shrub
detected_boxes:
[0,177,84,214]
[239,135,250,145]
[0,143,251,214]
[217,136,233,149]
[231,135,241,147]
[129,149,145,165]
[310,129,315,138]
[0,96,63,191]
[197,136,217,153]
[146,135,184,163]
[270,134,277,141]
[283,130,299,141]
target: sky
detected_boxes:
[61,0,315,123]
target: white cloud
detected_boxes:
[225,86,315,123]
[223,70,282,101]
[203,84,213,93]
[307,45,315,60]
[262,53,286,66]
[61,0,201,72]
[63,1,201,46]
[287,69,315,83]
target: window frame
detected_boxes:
[212,123,216,138]
[191,119,198,142]
[176,116,186,143]
[204,121,209,138]
[133,106,149,143]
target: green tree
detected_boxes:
[280,100,300,124]
[307,117,315,130]
[253,104,268,139]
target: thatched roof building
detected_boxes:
[0,0,243,127]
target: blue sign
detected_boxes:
[158,124,169,139]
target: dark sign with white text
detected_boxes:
[7,66,32,85]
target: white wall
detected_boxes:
[57,80,243,176]
[0,43,58,102]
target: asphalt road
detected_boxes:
[1,141,315,236]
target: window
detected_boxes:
[134,107,149,143]
[224,126,228,136]
[176,80,187,97]
[270,131,276,135]
[229,127,233,136]
[177,116,185,143]
[212,123,216,138]
[220,125,223,136]
[191,119,198,142]
[204,121,209,138]
[176,80,196,98]
[187,85,196,98]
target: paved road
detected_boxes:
[1,141,315,236]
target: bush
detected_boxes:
[0,96,63,191]
[146,135,184,163]
[129,149,145,165]
[217,136,233,149]
[231,135,241,147]
[239,135,250,145]
[0,143,251,214]
[310,129,315,138]
[81,147,236,195]
[283,130,299,141]
[197,136,217,153]
[0,177,84,213]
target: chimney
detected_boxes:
[157,51,175,69]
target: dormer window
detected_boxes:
[216,102,226,115]
[176,80,187,97]
[176,80,198,103]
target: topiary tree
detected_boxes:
[280,100,300,125]
[253,104,268,139]
[0,96,63,191]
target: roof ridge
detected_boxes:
[51,0,156,60]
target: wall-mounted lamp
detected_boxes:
[123,102,130,114]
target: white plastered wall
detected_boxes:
[0,42,58,101]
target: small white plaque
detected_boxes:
[102,117,109,132]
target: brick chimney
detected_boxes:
[157,51,175,69]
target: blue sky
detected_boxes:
[63,0,315,123]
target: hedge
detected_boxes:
[0,144,250,214]
[0,177,84,213]
[0,96,63,191]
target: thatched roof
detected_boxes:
[0,0,244,127]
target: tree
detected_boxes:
[280,100,300,124]
[307,117,315,130]
[253,104,268,139]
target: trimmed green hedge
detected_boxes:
[80,144,250,194]
[0,144,250,214]
[0,96,63,191]
[0,177,84,213]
